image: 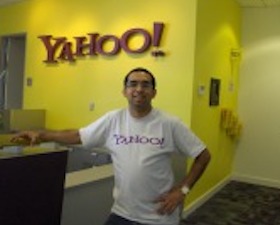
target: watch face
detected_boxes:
[181,186,190,195]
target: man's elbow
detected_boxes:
[198,148,211,165]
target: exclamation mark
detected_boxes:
[152,22,165,57]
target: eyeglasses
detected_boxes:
[125,81,153,89]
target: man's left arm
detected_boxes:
[156,148,211,215]
[180,148,211,189]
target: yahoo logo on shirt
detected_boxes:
[113,134,164,147]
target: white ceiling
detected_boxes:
[0,0,280,8]
[235,0,280,7]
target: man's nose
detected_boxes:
[135,84,145,91]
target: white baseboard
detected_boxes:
[232,173,280,189]
[182,175,231,218]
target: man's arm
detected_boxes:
[156,148,211,215]
[180,148,211,189]
[10,129,81,146]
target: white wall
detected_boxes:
[233,7,280,187]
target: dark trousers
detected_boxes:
[104,213,150,225]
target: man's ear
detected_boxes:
[122,88,127,97]
[152,89,157,98]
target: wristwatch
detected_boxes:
[180,185,190,195]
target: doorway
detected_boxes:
[0,34,26,110]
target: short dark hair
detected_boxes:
[124,67,156,89]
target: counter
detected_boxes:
[0,135,114,225]
[61,147,114,225]
[0,135,114,188]
[0,145,68,225]
[0,145,66,158]
[0,144,114,188]
[65,164,113,188]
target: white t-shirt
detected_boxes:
[79,108,206,225]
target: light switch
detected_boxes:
[89,102,95,111]
[198,85,205,96]
[26,77,33,86]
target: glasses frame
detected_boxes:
[125,80,154,89]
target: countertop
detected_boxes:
[64,164,114,188]
[0,145,68,159]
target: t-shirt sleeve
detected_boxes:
[79,113,110,149]
[172,119,206,158]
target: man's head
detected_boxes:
[123,67,157,114]
[124,67,156,89]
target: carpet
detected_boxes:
[181,181,280,225]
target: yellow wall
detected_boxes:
[0,0,197,129]
[186,0,241,205]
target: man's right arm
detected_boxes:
[10,129,81,146]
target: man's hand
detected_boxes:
[155,186,185,215]
[10,131,41,146]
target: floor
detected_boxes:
[181,181,280,225]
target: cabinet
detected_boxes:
[0,148,67,225]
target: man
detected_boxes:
[11,67,211,225]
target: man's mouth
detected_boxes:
[133,95,145,102]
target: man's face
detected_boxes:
[123,71,157,109]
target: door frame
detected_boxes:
[0,33,26,110]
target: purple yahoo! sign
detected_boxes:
[113,134,164,147]
[38,22,165,63]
